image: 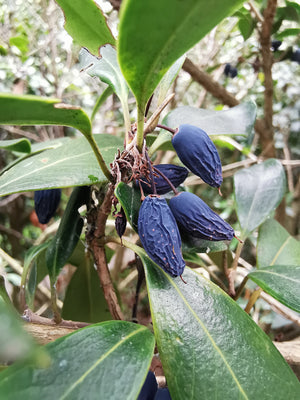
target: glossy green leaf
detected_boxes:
[132,246,300,399]
[0,138,31,153]
[91,86,113,122]
[55,0,115,56]
[23,242,50,309]
[26,248,49,310]
[0,321,155,400]
[156,55,186,106]
[276,27,300,39]
[182,234,228,254]
[149,102,256,155]
[0,137,72,176]
[62,246,112,323]
[0,135,123,196]
[114,182,141,233]
[234,159,286,239]
[257,219,300,268]
[118,0,244,110]
[46,186,90,282]
[248,265,300,313]
[80,46,129,108]
[0,94,91,136]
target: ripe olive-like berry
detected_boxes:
[138,195,185,277]
[172,124,223,188]
[154,388,172,400]
[169,192,234,241]
[271,40,282,51]
[34,189,61,224]
[291,48,300,64]
[137,371,158,400]
[224,63,238,78]
[137,164,188,195]
[115,207,127,239]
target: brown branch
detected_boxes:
[87,184,124,320]
[182,58,239,107]
[182,58,267,143]
[259,0,277,157]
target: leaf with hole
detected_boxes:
[248,265,300,313]
[234,159,286,239]
[0,321,155,400]
[55,0,115,55]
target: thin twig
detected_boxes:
[144,93,175,134]
[244,288,263,314]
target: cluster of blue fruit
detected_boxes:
[137,124,235,278]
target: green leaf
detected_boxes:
[257,219,300,268]
[46,186,90,282]
[238,13,256,41]
[114,182,141,233]
[0,94,91,136]
[62,245,112,323]
[91,86,114,122]
[234,159,286,239]
[182,234,228,254]
[55,0,115,56]
[0,137,71,176]
[79,46,130,130]
[276,27,300,39]
[248,265,300,313]
[133,247,300,399]
[0,135,123,196]
[118,0,244,110]
[149,102,256,154]
[0,138,31,153]
[156,55,186,106]
[0,321,155,400]
[22,242,50,309]
[26,248,49,310]
[9,35,29,55]
[0,299,37,364]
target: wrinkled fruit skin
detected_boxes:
[137,371,158,400]
[138,195,185,277]
[34,188,61,224]
[115,207,127,238]
[169,192,234,241]
[172,124,223,188]
[138,164,188,195]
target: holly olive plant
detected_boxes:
[0,0,299,399]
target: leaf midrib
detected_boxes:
[59,326,145,399]
[162,272,249,399]
[0,145,117,192]
[251,268,300,284]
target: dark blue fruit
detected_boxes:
[224,63,238,78]
[137,371,158,400]
[137,164,188,195]
[171,124,223,188]
[169,192,234,241]
[34,189,61,224]
[138,195,185,277]
[224,63,231,76]
[115,207,127,238]
[154,388,172,400]
[291,48,300,64]
[271,40,282,51]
